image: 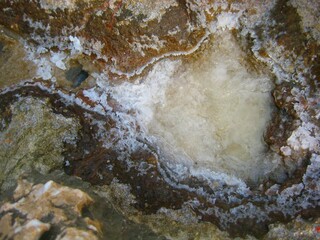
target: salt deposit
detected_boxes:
[110,31,279,183]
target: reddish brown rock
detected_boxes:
[0,0,207,79]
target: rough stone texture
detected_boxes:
[265,217,320,240]
[289,0,320,43]
[0,0,207,79]
[0,26,36,88]
[0,0,319,239]
[56,227,98,240]
[0,97,79,190]
[95,183,234,240]
[0,214,50,240]
[0,179,99,240]
[38,0,93,12]
[249,0,320,173]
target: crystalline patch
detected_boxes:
[108,31,277,184]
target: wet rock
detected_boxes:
[0,179,100,240]
[0,97,79,191]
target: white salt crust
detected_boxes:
[109,31,277,183]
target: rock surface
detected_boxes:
[266,217,320,240]
[0,0,207,79]
[0,179,99,240]
[0,97,79,191]
[0,0,319,239]
[0,26,36,88]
